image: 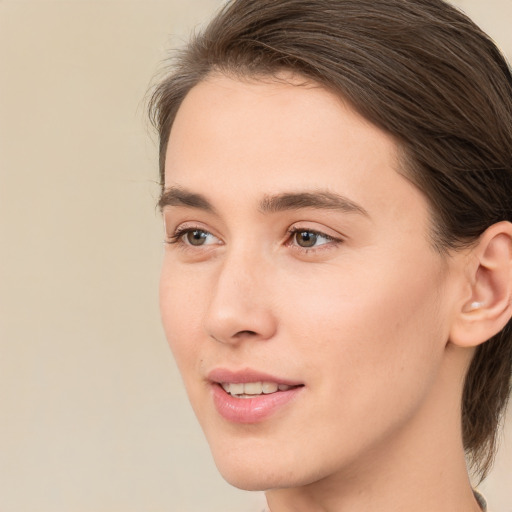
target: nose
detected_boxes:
[204,249,278,345]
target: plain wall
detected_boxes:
[0,1,510,511]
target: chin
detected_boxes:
[220,470,273,492]
[209,445,282,491]
[208,440,326,492]
[216,463,300,492]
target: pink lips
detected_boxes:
[208,368,304,424]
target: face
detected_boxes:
[159,74,461,490]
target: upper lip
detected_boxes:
[207,368,303,386]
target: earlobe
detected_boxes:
[450,221,512,348]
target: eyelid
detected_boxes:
[285,224,344,252]
[288,228,333,244]
[164,218,210,238]
[286,222,345,240]
[164,221,224,248]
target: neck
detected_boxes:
[265,346,482,512]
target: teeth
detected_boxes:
[244,382,263,395]
[262,382,279,394]
[220,381,291,396]
[229,383,244,395]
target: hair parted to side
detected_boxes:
[149,0,512,479]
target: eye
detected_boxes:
[167,227,220,247]
[183,229,213,246]
[289,228,337,248]
[294,230,322,248]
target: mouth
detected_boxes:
[219,381,301,398]
[207,369,304,423]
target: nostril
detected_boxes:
[209,330,257,343]
[234,330,258,337]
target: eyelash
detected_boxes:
[165,226,342,253]
[165,226,218,246]
[285,227,341,252]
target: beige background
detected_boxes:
[0,0,510,511]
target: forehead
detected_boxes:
[164,73,429,228]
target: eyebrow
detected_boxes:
[258,191,368,216]
[159,187,216,213]
[159,186,369,217]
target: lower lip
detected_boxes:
[211,384,303,424]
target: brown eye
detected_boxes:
[185,230,209,246]
[295,231,318,247]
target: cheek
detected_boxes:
[159,260,205,375]
[278,251,448,421]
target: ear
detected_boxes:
[450,221,512,348]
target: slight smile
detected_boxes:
[208,369,305,423]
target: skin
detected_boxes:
[159,73,483,512]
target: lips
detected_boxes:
[207,369,304,423]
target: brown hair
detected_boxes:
[149,0,512,479]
